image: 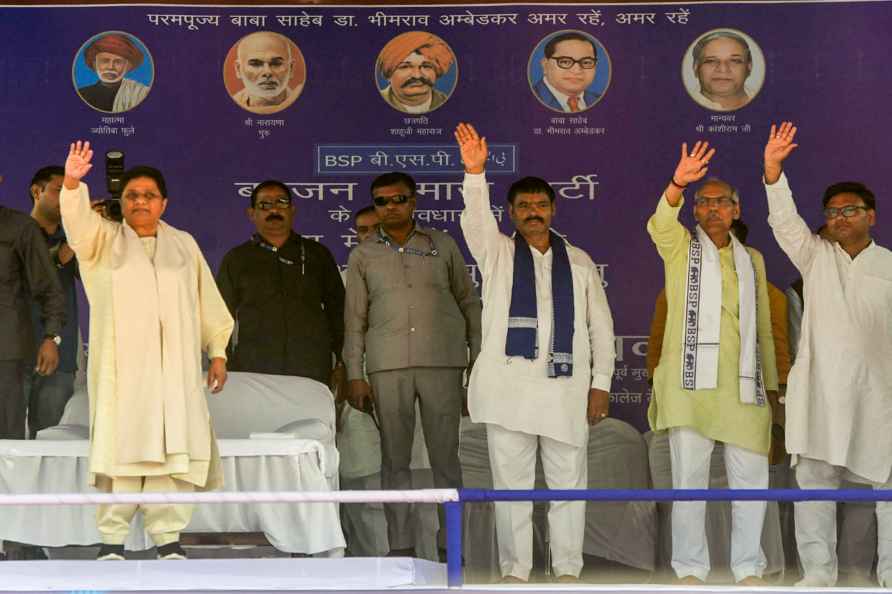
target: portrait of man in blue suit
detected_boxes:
[529,31,610,114]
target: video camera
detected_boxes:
[100,150,125,221]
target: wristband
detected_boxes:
[670,177,688,189]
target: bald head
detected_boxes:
[237,32,291,63]
[695,178,738,203]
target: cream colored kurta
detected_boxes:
[767,173,892,483]
[647,193,778,455]
[61,182,233,490]
[459,173,616,448]
[112,78,150,113]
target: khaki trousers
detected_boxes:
[368,367,464,551]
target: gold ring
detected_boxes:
[599,413,607,418]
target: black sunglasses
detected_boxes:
[373,194,411,207]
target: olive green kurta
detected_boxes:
[647,194,777,454]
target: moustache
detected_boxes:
[524,216,545,224]
[265,214,285,222]
[401,76,434,89]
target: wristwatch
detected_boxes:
[44,334,61,346]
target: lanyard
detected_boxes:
[252,234,305,275]
[376,227,439,258]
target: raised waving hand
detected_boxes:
[64,141,94,189]
[455,123,488,175]
[664,141,716,206]
[763,122,798,185]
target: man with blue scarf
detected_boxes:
[455,123,616,583]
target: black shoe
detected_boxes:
[156,542,187,560]
[438,548,466,565]
[5,544,47,560]
[97,544,125,561]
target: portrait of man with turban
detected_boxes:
[376,31,457,115]
[74,32,152,114]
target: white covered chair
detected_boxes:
[7,371,346,554]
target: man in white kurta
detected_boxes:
[456,124,616,582]
[60,143,233,558]
[763,122,892,587]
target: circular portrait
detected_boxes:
[528,30,611,113]
[682,28,765,112]
[375,31,458,115]
[223,31,306,115]
[72,31,154,114]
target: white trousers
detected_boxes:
[487,423,587,580]
[794,456,892,587]
[669,427,768,582]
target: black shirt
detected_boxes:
[0,207,65,361]
[30,225,79,372]
[77,82,120,112]
[216,233,345,384]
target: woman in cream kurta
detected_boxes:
[60,142,233,549]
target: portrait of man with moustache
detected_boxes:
[74,32,153,114]
[375,31,458,115]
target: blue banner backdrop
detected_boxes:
[1,2,890,431]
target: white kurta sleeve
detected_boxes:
[585,260,616,391]
[766,172,821,274]
[60,182,115,266]
[459,172,502,273]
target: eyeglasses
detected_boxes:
[824,205,868,219]
[254,198,292,211]
[694,196,736,208]
[700,57,748,70]
[373,194,411,207]
[123,191,163,203]
[550,56,597,70]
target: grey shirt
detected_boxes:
[0,207,65,361]
[343,225,481,380]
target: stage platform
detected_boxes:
[0,558,889,594]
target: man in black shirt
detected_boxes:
[26,166,80,438]
[0,196,65,439]
[216,180,345,388]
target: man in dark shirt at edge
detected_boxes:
[0,187,66,440]
[27,166,81,438]
[216,180,346,389]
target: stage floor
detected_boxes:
[0,559,887,593]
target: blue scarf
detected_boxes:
[506,231,575,378]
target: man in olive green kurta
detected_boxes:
[647,141,778,585]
